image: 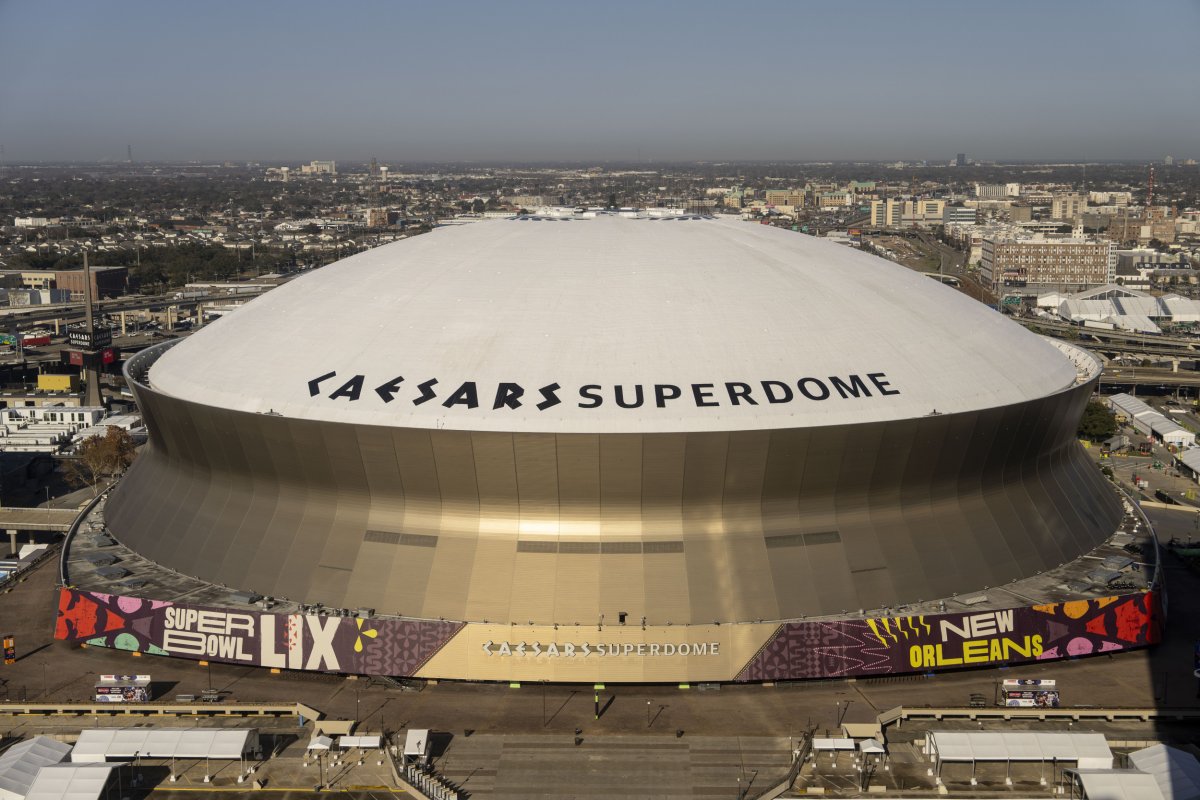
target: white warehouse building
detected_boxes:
[1106,393,1196,448]
[1042,285,1200,334]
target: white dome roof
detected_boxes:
[149,214,1078,433]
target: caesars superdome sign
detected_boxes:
[305,370,901,412]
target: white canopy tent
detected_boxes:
[1068,769,1167,800]
[1129,745,1200,800]
[23,764,115,800]
[306,736,333,752]
[812,738,856,766]
[70,729,258,763]
[812,738,856,752]
[338,736,382,750]
[927,731,1112,782]
[0,737,72,800]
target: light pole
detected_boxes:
[647,700,652,728]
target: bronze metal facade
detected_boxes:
[108,341,1120,628]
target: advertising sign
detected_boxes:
[67,327,113,349]
[94,685,150,703]
[2,634,14,665]
[56,587,1161,682]
[1002,678,1060,707]
[737,592,1160,681]
[57,590,463,677]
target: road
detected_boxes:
[0,288,268,328]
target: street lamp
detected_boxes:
[647,700,652,728]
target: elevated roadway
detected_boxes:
[1019,317,1200,352]
[0,507,79,532]
[0,288,268,328]
[1100,367,1200,388]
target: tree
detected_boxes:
[64,427,138,495]
[1077,400,1118,441]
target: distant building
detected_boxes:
[870,199,903,227]
[956,153,967,167]
[764,189,805,208]
[18,271,54,291]
[870,198,945,228]
[1050,193,1088,221]
[5,288,71,306]
[943,206,977,225]
[974,183,1010,200]
[508,195,560,209]
[300,160,336,176]
[981,234,1113,293]
[14,217,50,228]
[816,192,853,208]
[53,266,129,300]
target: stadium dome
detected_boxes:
[110,213,1119,636]
[148,213,1077,433]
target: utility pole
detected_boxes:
[81,252,104,408]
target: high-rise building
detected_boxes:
[870,199,945,227]
[956,153,967,167]
[974,183,1010,200]
[981,234,1113,292]
[870,199,903,227]
[1050,193,1088,221]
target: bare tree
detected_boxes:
[64,427,138,496]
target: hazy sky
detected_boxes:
[1,0,1196,163]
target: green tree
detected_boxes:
[1078,400,1118,441]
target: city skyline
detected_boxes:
[0,0,1197,163]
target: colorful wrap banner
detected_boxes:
[737,591,1161,681]
[55,589,462,676]
[55,588,1161,681]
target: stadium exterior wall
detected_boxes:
[105,340,1121,629]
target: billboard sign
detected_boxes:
[94,685,150,702]
[56,587,1161,682]
[57,590,463,677]
[737,592,1160,681]
[1002,678,1060,707]
[67,326,113,350]
[2,634,13,665]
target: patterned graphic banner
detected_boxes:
[737,591,1161,681]
[55,588,1161,681]
[55,589,462,676]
